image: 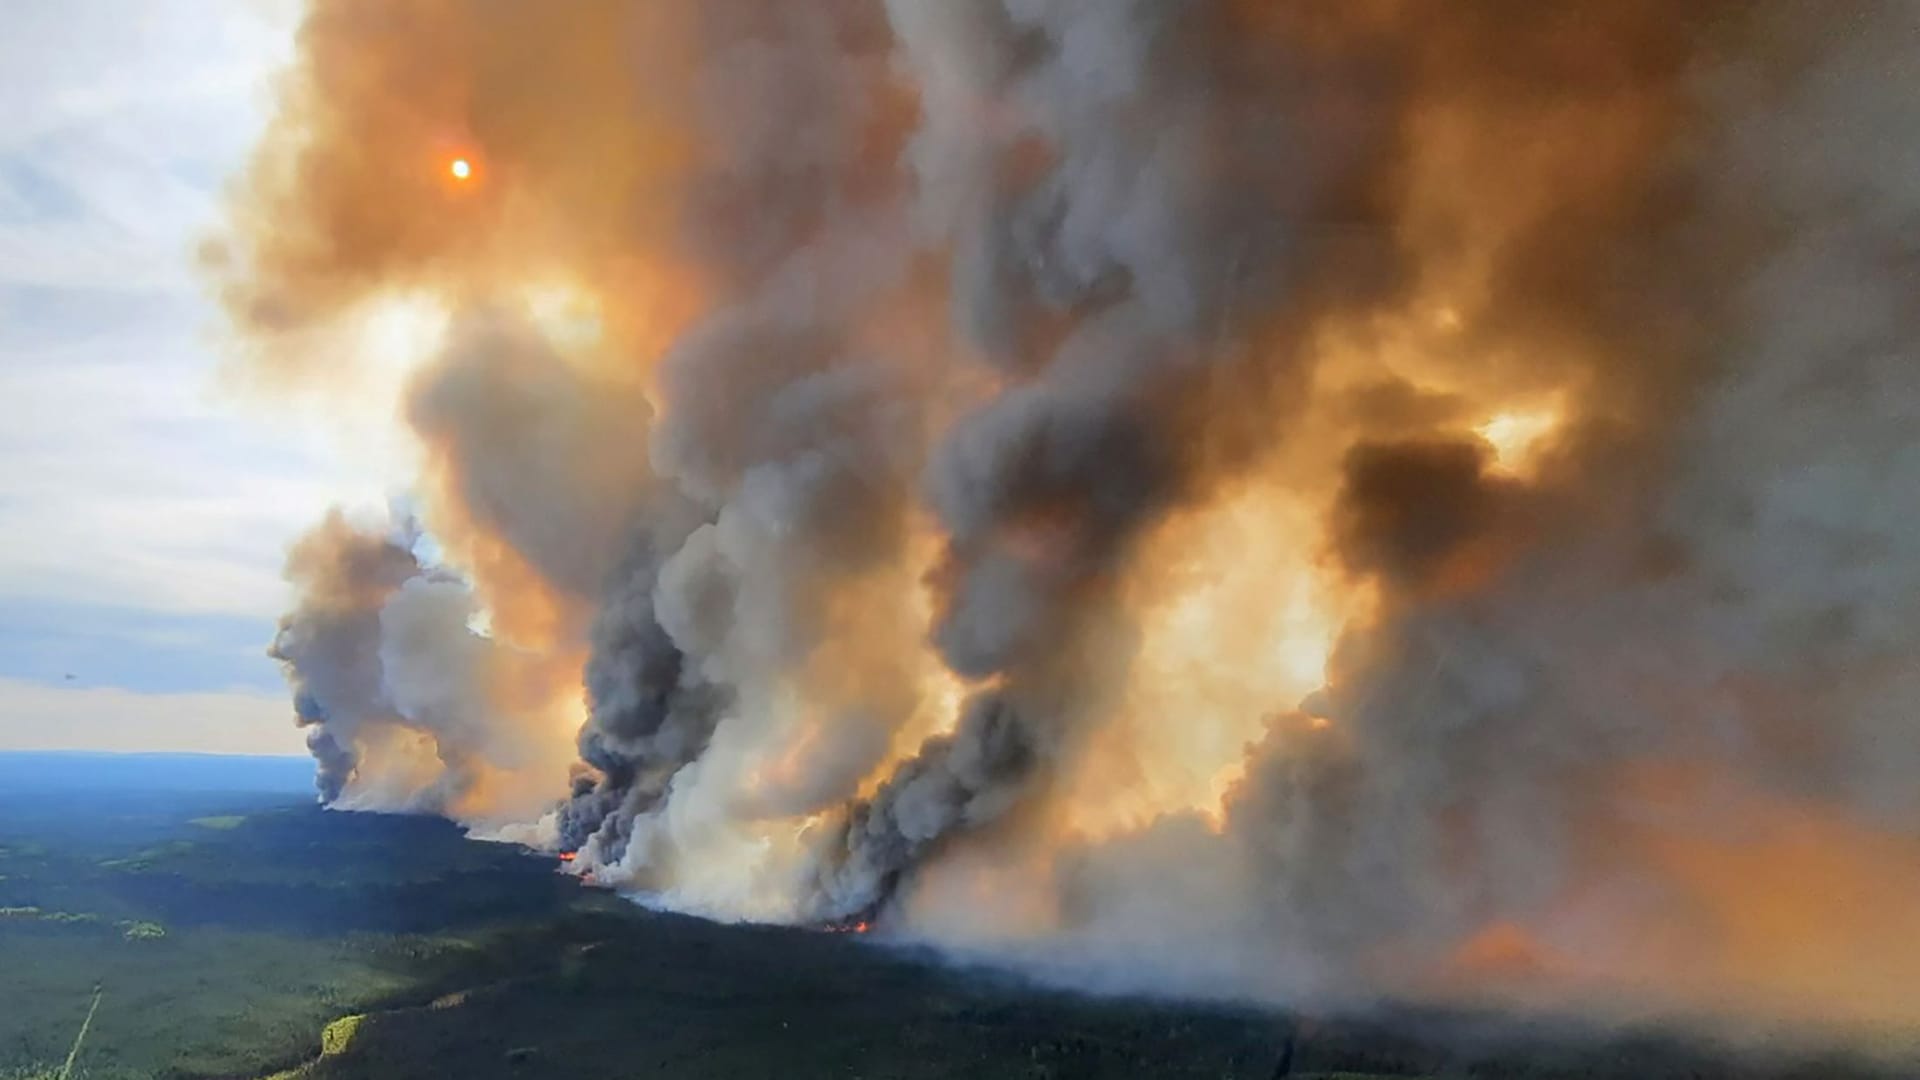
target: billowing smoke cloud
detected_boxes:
[270,510,423,804]
[810,689,1041,920]
[222,0,1920,1039]
[269,509,577,823]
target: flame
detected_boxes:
[556,850,576,863]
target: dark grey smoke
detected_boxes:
[562,522,724,858]
[808,690,1040,919]
[407,309,661,602]
[552,0,933,885]
[271,507,576,822]
[269,511,422,802]
[1332,438,1516,592]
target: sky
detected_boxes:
[0,3,383,755]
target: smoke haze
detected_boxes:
[217,0,1920,1039]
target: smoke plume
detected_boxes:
[223,0,1920,1037]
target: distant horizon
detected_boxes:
[0,747,315,795]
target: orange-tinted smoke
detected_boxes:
[219,0,1920,1045]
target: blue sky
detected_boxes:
[0,4,390,754]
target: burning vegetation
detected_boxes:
[224,0,1920,1040]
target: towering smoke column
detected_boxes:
[220,0,1920,1033]
[270,510,424,806]
[269,508,581,823]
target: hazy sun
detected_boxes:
[449,158,473,181]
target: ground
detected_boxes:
[0,753,1909,1079]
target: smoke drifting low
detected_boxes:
[221,0,1920,1037]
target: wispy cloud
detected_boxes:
[0,3,307,614]
[0,316,370,619]
[0,597,282,694]
[0,675,302,755]
[0,4,393,750]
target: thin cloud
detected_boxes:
[0,676,302,756]
[0,3,389,752]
